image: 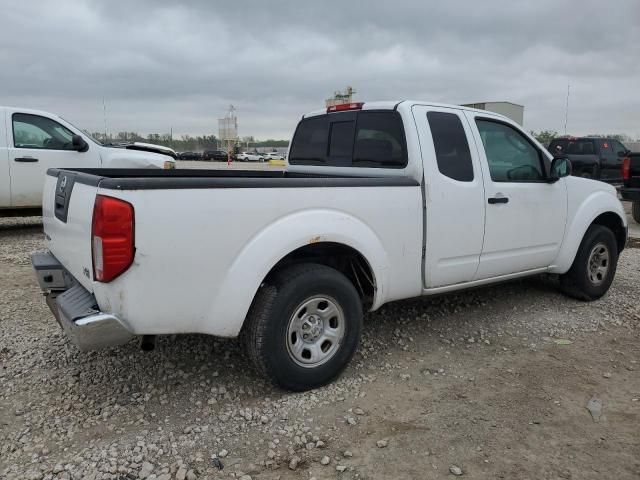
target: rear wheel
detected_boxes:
[559,225,618,301]
[632,201,640,224]
[243,263,362,391]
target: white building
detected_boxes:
[461,101,524,126]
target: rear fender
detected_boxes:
[206,209,388,337]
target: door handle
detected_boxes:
[488,196,509,204]
[14,157,39,162]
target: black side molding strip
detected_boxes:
[47,168,420,190]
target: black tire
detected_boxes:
[632,201,640,224]
[243,263,362,391]
[559,225,618,301]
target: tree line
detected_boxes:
[88,129,636,152]
[89,131,289,152]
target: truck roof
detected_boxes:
[0,105,64,119]
[302,100,510,122]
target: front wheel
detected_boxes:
[559,225,618,301]
[243,263,362,391]
[632,201,640,224]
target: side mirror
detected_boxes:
[548,156,572,183]
[72,134,89,153]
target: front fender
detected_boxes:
[550,188,626,273]
[206,209,389,337]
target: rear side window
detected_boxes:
[427,111,474,181]
[353,112,407,167]
[289,111,407,168]
[288,116,329,164]
[549,138,596,155]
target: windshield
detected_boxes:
[59,117,103,145]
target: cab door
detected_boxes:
[466,113,567,279]
[596,139,618,181]
[0,107,11,207]
[412,105,486,288]
[7,111,100,207]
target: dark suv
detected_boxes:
[547,137,630,183]
[202,150,229,161]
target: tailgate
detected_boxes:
[627,154,640,188]
[42,170,98,292]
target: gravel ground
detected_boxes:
[1,216,639,480]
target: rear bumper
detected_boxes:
[620,188,640,202]
[32,252,134,351]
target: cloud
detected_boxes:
[1,0,638,139]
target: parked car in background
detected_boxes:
[178,151,201,160]
[621,152,640,223]
[263,152,285,161]
[548,137,630,183]
[202,150,229,161]
[0,106,175,216]
[33,100,627,391]
[236,152,264,162]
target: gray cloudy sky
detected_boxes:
[1,0,639,140]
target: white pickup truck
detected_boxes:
[32,100,628,391]
[0,106,176,216]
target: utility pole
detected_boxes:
[103,98,107,142]
[564,84,570,135]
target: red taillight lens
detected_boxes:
[92,195,135,282]
[622,157,631,181]
[327,102,364,113]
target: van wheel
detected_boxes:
[243,263,362,391]
[559,225,618,301]
[632,201,640,224]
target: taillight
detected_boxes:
[622,156,631,181]
[92,195,135,282]
[327,102,364,113]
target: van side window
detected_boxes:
[427,112,474,182]
[13,113,75,150]
[476,119,545,182]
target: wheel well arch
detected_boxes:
[591,211,626,253]
[264,242,376,306]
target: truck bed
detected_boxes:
[42,167,424,339]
